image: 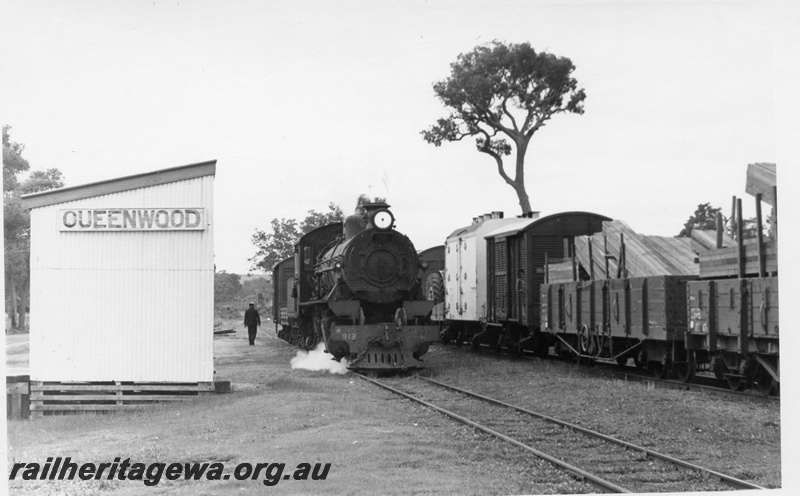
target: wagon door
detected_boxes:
[492,237,508,321]
[507,235,525,322]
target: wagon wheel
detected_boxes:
[303,334,318,351]
[553,339,566,360]
[726,376,745,392]
[439,325,452,345]
[650,357,669,380]
[674,351,696,383]
[711,355,727,383]
[634,349,647,371]
[494,333,504,354]
[321,314,336,342]
[754,365,777,396]
[471,334,482,351]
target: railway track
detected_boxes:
[356,372,766,493]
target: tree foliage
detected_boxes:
[422,41,586,214]
[214,271,243,306]
[354,194,387,215]
[21,168,65,195]
[678,202,768,241]
[678,203,722,237]
[3,125,30,192]
[4,127,65,330]
[299,202,343,234]
[248,217,301,273]
[248,196,383,273]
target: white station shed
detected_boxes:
[21,161,216,384]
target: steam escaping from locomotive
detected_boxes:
[290,343,350,375]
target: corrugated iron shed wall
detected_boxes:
[28,176,214,382]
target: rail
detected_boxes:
[356,373,630,493]
[419,376,766,491]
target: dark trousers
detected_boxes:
[247,325,258,345]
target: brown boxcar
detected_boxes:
[476,211,609,354]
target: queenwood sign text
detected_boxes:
[58,208,206,232]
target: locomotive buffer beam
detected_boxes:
[331,323,439,370]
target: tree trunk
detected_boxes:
[17,287,28,331]
[513,139,533,214]
[8,272,18,329]
[513,182,533,214]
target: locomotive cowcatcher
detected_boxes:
[273,204,439,370]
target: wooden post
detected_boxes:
[730,195,737,240]
[545,252,549,284]
[715,212,723,248]
[588,236,595,280]
[772,185,778,245]
[737,198,745,278]
[773,186,777,216]
[572,248,577,282]
[604,234,609,279]
[620,233,627,279]
[756,193,765,277]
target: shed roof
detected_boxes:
[21,160,216,209]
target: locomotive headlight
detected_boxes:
[373,209,394,230]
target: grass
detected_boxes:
[421,346,781,487]
[6,322,781,494]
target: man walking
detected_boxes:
[244,303,261,345]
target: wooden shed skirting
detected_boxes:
[29,381,215,418]
[7,375,31,421]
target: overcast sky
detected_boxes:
[1,0,796,275]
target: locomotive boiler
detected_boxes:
[273,204,439,370]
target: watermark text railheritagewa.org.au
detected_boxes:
[9,457,331,487]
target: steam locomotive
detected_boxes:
[273,204,439,370]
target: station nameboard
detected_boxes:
[58,208,206,232]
